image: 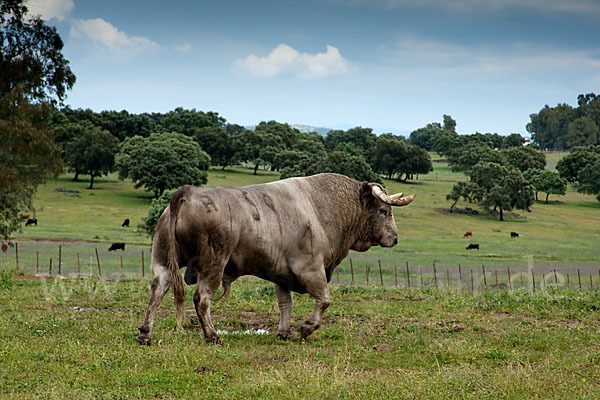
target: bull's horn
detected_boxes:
[372,186,416,207]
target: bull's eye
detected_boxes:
[379,208,387,216]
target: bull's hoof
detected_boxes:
[277,330,295,341]
[137,334,151,346]
[205,335,223,345]
[300,322,319,339]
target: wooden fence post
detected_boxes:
[590,274,593,290]
[120,255,124,278]
[58,245,62,276]
[433,263,438,288]
[406,261,410,288]
[446,269,450,289]
[95,248,102,278]
[49,258,52,275]
[77,253,81,278]
[577,269,582,291]
[458,264,462,283]
[542,273,546,288]
[495,270,498,287]
[482,265,487,288]
[15,242,19,269]
[419,267,423,288]
[36,252,39,274]
[507,266,512,290]
[532,268,536,293]
[141,251,145,278]
[520,272,523,288]
[394,265,398,287]
[470,269,474,292]
[554,269,558,284]
[378,260,384,286]
[366,265,370,285]
[567,274,570,290]
[350,258,354,286]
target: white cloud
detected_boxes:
[175,44,193,53]
[334,0,600,15]
[70,18,160,59]
[390,36,600,78]
[233,44,351,79]
[25,0,73,21]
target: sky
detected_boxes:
[25,0,600,136]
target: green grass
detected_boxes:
[0,273,599,399]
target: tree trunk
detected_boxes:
[253,163,259,175]
[88,173,95,190]
[499,207,504,221]
[450,200,458,213]
[535,191,539,201]
[73,168,79,182]
[545,192,550,203]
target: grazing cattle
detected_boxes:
[108,242,126,251]
[510,231,519,238]
[463,231,472,238]
[25,218,37,226]
[122,218,130,228]
[137,173,416,345]
[20,214,30,220]
[466,243,479,250]
[1,243,7,253]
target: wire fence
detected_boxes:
[2,240,599,292]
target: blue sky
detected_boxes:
[27,0,600,135]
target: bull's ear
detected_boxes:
[360,182,377,205]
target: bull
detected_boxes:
[137,173,415,345]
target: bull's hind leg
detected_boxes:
[275,284,294,340]
[296,267,331,339]
[137,264,170,345]
[192,260,225,344]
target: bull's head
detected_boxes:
[353,183,415,251]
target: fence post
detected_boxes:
[406,261,410,288]
[542,273,546,288]
[77,253,81,278]
[458,264,462,283]
[494,270,498,287]
[507,266,512,290]
[366,265,370,285]
[470,269,474,292]
[120,255,124,278]
[419,267,423,288]
[378,260,384,286]
[349,258,354,286]
[482,265,487,288]
[141,250,145,278]
[394,265,398,287]
[590,274,593,290]
[567,274,570,290]
[36,252,39,275]
[532,268,536,293]
[446,269,450,289]
[554,269,558,284]
[433,263,438,288]
[577,269,582,291]
[49,258,52,275]
[58,245,62,276]
[15,242,19,269]
[95,248,102,278]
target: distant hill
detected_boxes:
[244,124,331,136]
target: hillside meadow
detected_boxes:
[8,152,600,279]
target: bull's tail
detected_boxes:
[168,187,188,329]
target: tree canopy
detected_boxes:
[116,132,210,198]
[1,0,75,238]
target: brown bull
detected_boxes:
[137,173,415,345]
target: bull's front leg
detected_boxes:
[274,284,294,340]
[296,268,331,339]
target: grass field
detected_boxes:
[0,272,599,399]
[9,152,600,277]
[1,151,599,399]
